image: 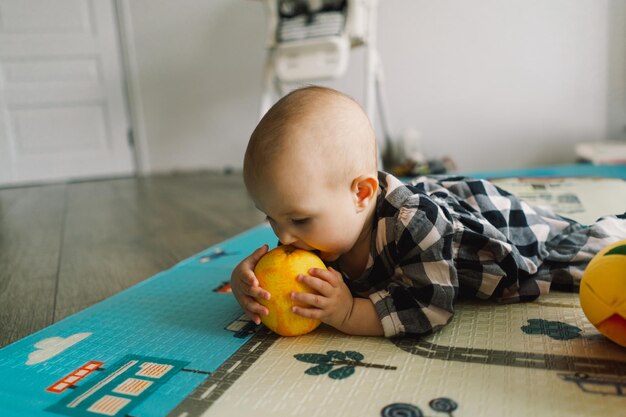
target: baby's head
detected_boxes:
[244,86,377,186]
[243,86,379,261]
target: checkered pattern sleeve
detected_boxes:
[358,172,626,338]
[367,175,458,338]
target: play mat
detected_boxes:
[1,170,625,417]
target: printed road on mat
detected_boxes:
[168,292,626,417]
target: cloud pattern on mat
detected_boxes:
[26,333,92,365]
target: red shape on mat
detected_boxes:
[46,361,104,393]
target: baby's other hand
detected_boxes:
[230,244,272,325]
[290,267,354,330]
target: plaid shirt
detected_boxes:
[337,172,626,338]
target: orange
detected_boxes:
[254,245,325,336]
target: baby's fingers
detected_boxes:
[292,305,322,320]
[308,267,342,287]
[245,283,271,301]
[246,313,262,326]
[240,270,259,287]
[242,296,269,322]
[245,244,269,267]
[291,291,326,309]
[296,273,332,296]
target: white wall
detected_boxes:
[607,0,626,141]
[124,0,624,173]
[123,0,267,173]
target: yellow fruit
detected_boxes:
[580,240,626,347]
[254,245,325,336]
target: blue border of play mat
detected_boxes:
[0,225,278,417]
[464,162,626,179]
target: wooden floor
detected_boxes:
[0,172,264,348]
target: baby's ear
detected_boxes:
[351,175,379,211]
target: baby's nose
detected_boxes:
[277,230,297,246]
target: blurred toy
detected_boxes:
[381,128,457,176]
[579,239,626,347]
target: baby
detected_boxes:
[231,86,626,338]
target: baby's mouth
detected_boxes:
[311,249,326,260]
[315,251,338,262]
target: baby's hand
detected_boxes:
[230,245,272,325]
[290,267,354,330]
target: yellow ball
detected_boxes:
[254,245,325,336]
[579,240,626,347]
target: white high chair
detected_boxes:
[259,0,391,143]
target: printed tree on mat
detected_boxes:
[294,350,396,380]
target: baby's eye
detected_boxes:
[291,218,310,226]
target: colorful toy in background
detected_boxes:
[381,128,457,177]
[254,245,325,336]
[579,239,626,347]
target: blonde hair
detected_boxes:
[244,86,377,187]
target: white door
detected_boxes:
[0,0,134,187]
